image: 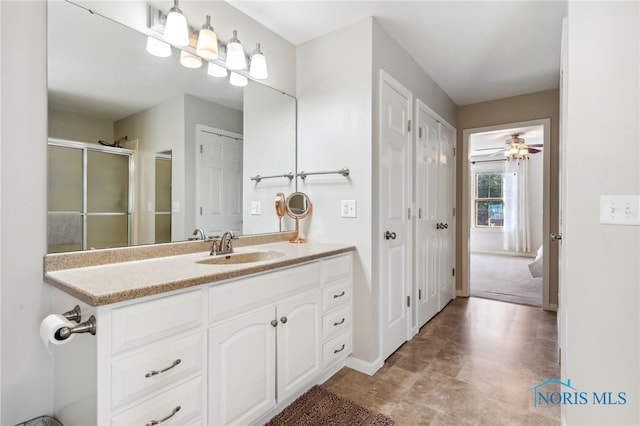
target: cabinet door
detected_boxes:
[208,306,276,426]
[276,289,321,401]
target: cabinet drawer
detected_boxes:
[322,332,351,369]
[111,333,203,410]
[111,377,203,426]
[322,306,351,341]
[322,254,352,284]
[321,279,351,313]
[209,262,320,324]
[112,290,202,355]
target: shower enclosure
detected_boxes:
[47,139,133,253]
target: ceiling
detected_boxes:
[228,0,567,106]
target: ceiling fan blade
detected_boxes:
[528,147,542,154]
[475,147,503,152]
[488,150,505,157]
[528,143,544,147]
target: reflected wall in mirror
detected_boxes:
[47,1,296,253]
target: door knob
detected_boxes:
[384,231,397,240]
[550,233,563,241]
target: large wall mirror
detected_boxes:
[47,0,296,253]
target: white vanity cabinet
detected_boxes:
[50,251,352,426]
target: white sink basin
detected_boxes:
[197,250,285,265]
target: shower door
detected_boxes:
[48,139,133,252]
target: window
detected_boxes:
[474,173,503,227]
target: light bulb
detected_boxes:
[226,30,247,70]
[163,0,189,46]
[229,72,248,87]
[207,62,228,77]
[249,43,268,79]
[180,50,202,69]
[196,15,218,60]
[146,36,172,57]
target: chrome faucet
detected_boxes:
[191,228,206,240]
[210,230,235,256]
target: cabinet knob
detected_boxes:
[270,320,278,327]
[280,316,288,324]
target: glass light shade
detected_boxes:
[146,36,172,57]
[180,50,202,69]
[229,72,248,87]
[196,16,218,60]
[207,62,228,77]
[164,7,189,46]
[249,51,268,79]
[226,31,247,70]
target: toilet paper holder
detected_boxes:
[56,305,97,341]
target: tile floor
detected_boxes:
[322,297,560,425]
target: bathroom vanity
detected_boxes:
[44,239,354,426]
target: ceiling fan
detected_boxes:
[476,133,543,160]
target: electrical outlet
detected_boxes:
[251,201,261,215]
[341,200,356,218]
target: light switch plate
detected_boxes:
[600,195,640,225]
[251,201,261,215]
[341,200,356,218]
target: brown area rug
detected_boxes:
[265,385,394,426]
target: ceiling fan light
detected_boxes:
[163,0,189,46]
[146,36,172,57]
[207,62,227,77]
[196,15,219,60]
[229,71,248,87]
[180,50,202,69]
[226,30,247,70]
[249,43,268,79]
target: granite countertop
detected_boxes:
[44,241,355,307]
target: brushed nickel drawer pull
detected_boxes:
[333,291,346,299]
[145,359,181,378]
[334,344,346,354]
[333,318,345,326]
[145,405,181,426]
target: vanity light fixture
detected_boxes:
[249,43,268,79]
[146,36,172,58]
[163,0,189,46]
[226,30,247,70]
[180,50,202,68]
[196,15,218,60]
[207,62,228,77]
[229,71,248,87]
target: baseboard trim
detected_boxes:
[346,356,383,376]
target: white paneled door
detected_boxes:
[196,125,243,238]
[379,71,412,361]
[415,105,440,326]
[415,101,456,326]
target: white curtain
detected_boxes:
[503,159,531,252]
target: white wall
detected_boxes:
[48,109,114,144]
[297,18,375,364]
[243,82,296,235]
[562,2,639,424]
[0,2,52,424]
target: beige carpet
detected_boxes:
[470,253,542,307]
[265,385,394,426]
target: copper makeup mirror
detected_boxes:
[285,192,311,243]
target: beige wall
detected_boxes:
[456,89,560,305]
